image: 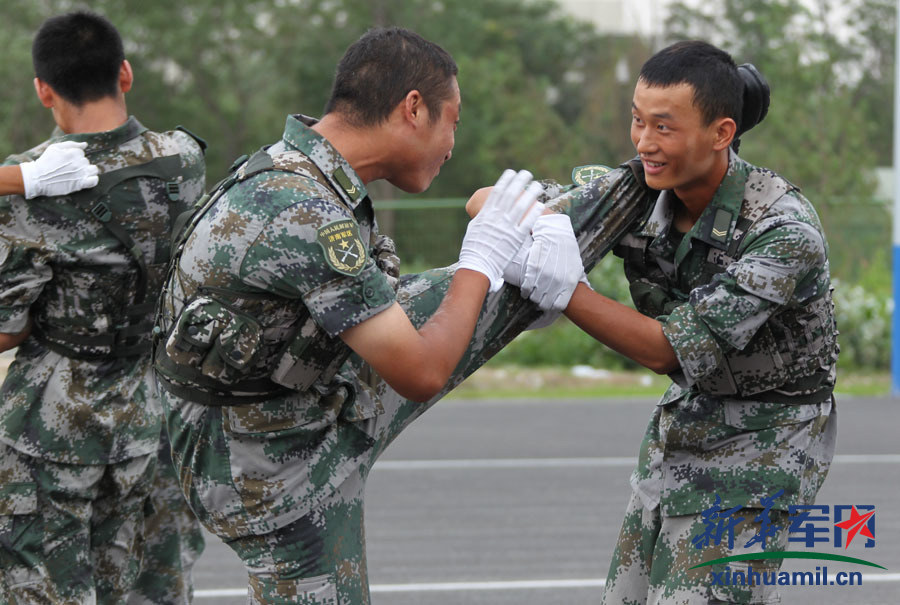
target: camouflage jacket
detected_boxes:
[0,116,206,465]
[154,115,403,534]
[614,151,838,515]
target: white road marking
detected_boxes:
[372,454,900,471]
[194,572,900,598]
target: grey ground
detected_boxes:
[191,393,900,604]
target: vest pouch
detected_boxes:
[165,295,262,386]
[270,316,351,392]
[724,324,789,397]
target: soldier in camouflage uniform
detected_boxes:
[154,27,655,605]
[516,41,837,604]
[0,12,206,604]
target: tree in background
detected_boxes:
[0,0,644,188]
[664,0,890,199]
[1,0,892,370]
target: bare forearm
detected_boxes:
[0,165,25,196]
[564,284,678,374]
[341,269,491,402]
[0,319,31,353]
[411,268,490,393]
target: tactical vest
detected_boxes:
[617,169,838,402]
[153,147,363,406]
[32,128,198,360]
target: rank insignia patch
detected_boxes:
[317,219,367,276]
[571,164,612,186]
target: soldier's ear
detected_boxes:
[712,117,737,152]
[119,60,134,94]
[34,78,55,108]
[402,89,428,127]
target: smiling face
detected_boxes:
[391,77,460,194]
[630,79,733,204]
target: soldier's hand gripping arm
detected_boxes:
[508,213,586,313]
[469,184,587,314]
[340,170,544,402]
[1,141,100,198]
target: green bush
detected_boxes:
[833,279,890,370]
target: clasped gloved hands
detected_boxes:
[504,211,587,319]
[458,169,545,292]
[19,141,100,199]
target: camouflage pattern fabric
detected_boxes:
[157,114,654,603]
[127,430,205,605]
[601,489,790,605]
[602,152,839,603]
[0,116,206,603]
[0,441,156,604]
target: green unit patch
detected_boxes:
[571,164,612,186]
[317,219,367,276]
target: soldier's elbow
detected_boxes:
[399,366,449,402]
[646,356,679,375]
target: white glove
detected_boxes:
[502,235,532,287]
[19,141,100,199]
[458,169,545,291]
[520,213,585,311]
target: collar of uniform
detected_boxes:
[282,114,368,210]
[53,116,148,156]
[685,150,751,253]
[638,189,676,239]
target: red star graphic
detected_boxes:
[834,506,875,549]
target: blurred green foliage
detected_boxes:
[0,0,893,370]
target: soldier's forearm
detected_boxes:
[0,165,26,196]
[0,318,31,352]
[565,284,678,374]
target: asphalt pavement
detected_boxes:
[192,394,900,604]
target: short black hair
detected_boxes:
[324,27,458,126]
[32,11,124,106]
[639,41,742,127]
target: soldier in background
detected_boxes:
[519,41,838,604]
[154,26,655,604]
[0,12,206,604]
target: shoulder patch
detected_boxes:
[571,164,612,186]
[316,219,367,276]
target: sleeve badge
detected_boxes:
[316,219,367,276]
[571,164,612,186]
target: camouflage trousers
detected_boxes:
[0,441,155,605]
[128,430,205,605]
[601,395,837,605]
[161,163,653,604]
[600,491,790,604]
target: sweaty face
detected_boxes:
[630,80,723,197]
[400,77,460,193]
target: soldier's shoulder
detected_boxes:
[243,151,339,205]
[741,163,821,229]
[2,139,53,167]
[759,184,825,235]
[142,127,206,163]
